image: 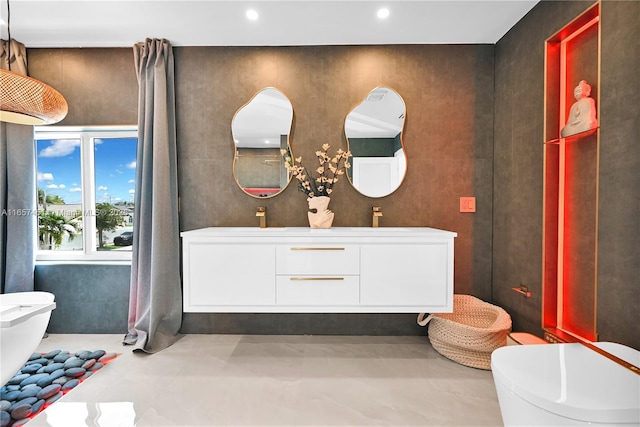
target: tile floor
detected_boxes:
[28,334,504,426]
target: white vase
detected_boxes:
[307,196,334,229]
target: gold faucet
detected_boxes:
[372,207,383,228]
[256,207,266,228]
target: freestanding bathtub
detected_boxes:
[0,291,56,386]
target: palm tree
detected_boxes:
[39,211,81,250]
[95,202,125,248]
[38,188,65,205]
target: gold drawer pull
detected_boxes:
[290,277,345,281]
[290,247,345,251]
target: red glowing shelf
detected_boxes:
[542,2,599,343]
[544,127,599,145]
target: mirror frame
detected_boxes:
[231,87,294,199]
[344,86,407,198]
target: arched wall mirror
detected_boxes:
[345,87,407,198]
[232,87,294,198]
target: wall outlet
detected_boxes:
[460,197,476,213]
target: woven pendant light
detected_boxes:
[0,0,68,125]
[0,69,68,125]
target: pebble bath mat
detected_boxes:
[0,349,118,427]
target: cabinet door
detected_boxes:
[184,243,275,310]
[360,244,450,308]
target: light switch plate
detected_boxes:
[460,197,476,213]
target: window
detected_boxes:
[35,126,137,261]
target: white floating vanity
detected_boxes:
[181,227,457,313]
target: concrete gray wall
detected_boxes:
[175,44,495,334]
[35,263,130,334]
[26,1,639,348]
[594,0,640,349]
[28,44,495,335]
[493,0,640,349]
[28,49,137,335]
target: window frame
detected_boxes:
[34,125,138,262]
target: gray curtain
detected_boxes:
[1,39,28,74]
[124,38,182,353]
[1,39,36,294]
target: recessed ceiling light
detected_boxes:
[246,9,259,21]
[377,8,390,19]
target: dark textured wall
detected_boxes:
[26,5,638,345]
[28,48,138,125]
[175,44,495,334]
[493,1,640,349]
[28,44,495,335]
[35,263,130,333]
[28,48,137,335]
[235,148,283,189]
[597,1,640,349]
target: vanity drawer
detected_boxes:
[276,276,360,306]
[276,245,359,275]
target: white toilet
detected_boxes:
[491,342,640,426]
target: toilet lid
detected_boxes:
[491,342,640,424]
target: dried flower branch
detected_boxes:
[281,143,351,197]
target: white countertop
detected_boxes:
[181,226,457,238]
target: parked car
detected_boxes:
[113,231,133,246]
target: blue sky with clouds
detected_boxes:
[36,137,137,205]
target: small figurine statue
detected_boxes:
[561,80,598,137]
